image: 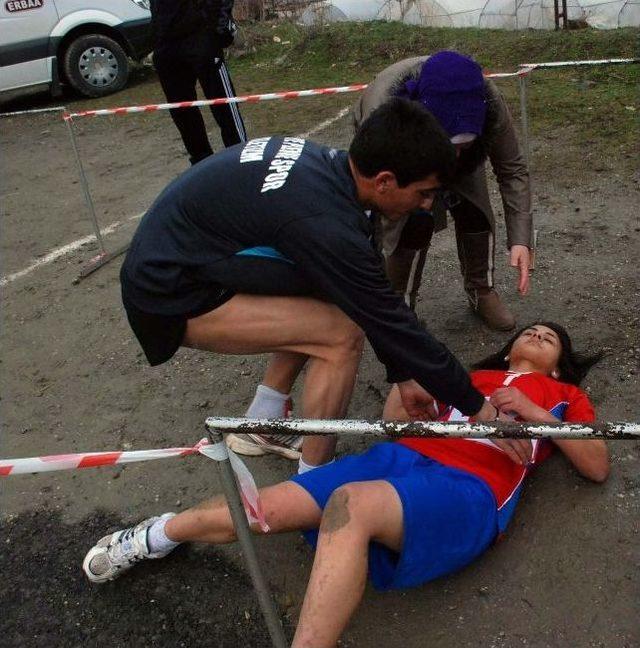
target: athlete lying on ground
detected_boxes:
[83,322,609,648]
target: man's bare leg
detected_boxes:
[256,351,343,466]
[293,480,404,648]
[262,351,308,394]
[183,294,364,464]
[244,351,308,457]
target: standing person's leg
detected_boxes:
[384,210,435,310]
[195,41,247,147]
[227,351,308,460]
[293,480,404,648]
[262,352,308,394]
[451,197,515,330]
[183,294,364,464]
[153,46,213,164]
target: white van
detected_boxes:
[0,0,152,98]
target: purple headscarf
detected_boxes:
[397,51,487,138]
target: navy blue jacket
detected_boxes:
[122,137,484,416]
[149,0,236,48]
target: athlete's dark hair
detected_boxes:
[349,97,456,187]
[472,321,602,387]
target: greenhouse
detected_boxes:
[299,1,640,29]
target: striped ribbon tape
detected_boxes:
[63,84,370,120]
[3,58,636,121]
[61,70,532,121]
[0,437,269,531]
[0,439,208,476]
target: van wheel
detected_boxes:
[63,34,129,97]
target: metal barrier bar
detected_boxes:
[518,73,530,163]
[0,106,66,118]
[63,116,106,255]
[207,429,289,648]
[206,417,640,440]
[63,115,131,280]
[520,57,639,68]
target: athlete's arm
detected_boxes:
[553,388,609,483]
[491,386,609,481]
[554,439,610,483]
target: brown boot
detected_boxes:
[385,246,428,311]
[454,228,516,331]
[469,289,516,331]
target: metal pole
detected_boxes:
[206,417,640,440]
[63,115,106,254]
[518,73,530,165]
[0,105,66,118]
[206,428,288,648]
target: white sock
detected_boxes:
[298,457,334,474]
[147,515,180,554]
[245,384,290,419]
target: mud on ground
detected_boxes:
[1,70,639,648]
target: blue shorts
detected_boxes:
[290,443,499,591]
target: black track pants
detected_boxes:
[153,33,247,164]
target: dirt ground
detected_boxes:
[1,66,639,648]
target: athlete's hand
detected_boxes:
[475,399,533,465]
[490,386,539,420]
[397,380,438,420]
[510,245,531,295]
[491,438,533,465]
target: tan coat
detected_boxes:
[353,56,533,253]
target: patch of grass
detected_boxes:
[227,21,639,161]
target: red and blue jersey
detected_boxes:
[397,370,595,531]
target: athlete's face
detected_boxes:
[373,172,441,220]
[509,325,562,376]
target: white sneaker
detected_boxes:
[228,397,301,460]
[226,432,303,460]
[82,513,176,583]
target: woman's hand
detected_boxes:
[490,386,541,420]
[474,400,532,465]
[510,245,531,295]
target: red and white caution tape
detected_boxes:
[0,437,269,531]
[61,71,533,121]
[5,58,636,122]
[485,67,536,78]
[0,439,208,476]
[63,83,370,120]
[199,442,269,532]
